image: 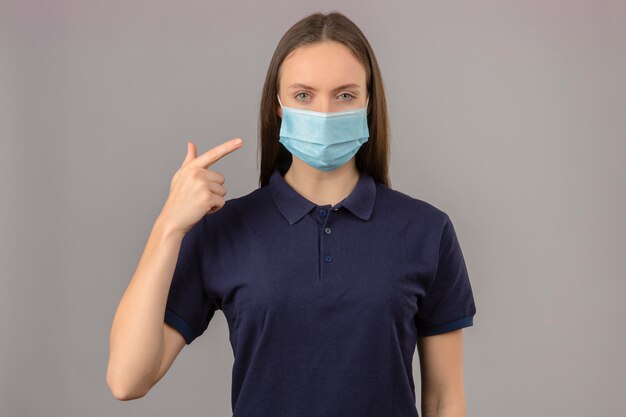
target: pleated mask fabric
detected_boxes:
[277,94,370,171]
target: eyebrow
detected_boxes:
[287,83,361,92]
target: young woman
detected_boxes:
[107,11,477,417]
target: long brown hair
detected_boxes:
[257,11,391,188]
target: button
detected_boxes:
[333,208,339,211]
[324,227,332,234]
[319,209,327,217]
[324,255,333,262]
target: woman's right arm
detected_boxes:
[106,216,187,401]
[106,138,243,401]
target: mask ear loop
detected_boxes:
[277,93,283,109]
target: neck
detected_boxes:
[283,158,360,207]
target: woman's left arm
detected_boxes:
[416,329,467,417]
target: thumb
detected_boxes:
[181,141,197,167]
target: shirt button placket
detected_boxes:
[318,207,333,281]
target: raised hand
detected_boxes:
[160,138,243,234]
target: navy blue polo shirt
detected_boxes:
[164,167,476,417]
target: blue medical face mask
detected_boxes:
[277,94,370,172]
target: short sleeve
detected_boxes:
[164,217,218,345]
[415,214,477,337]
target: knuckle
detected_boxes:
[203,189,214,203]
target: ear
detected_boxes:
[276,94,283,119]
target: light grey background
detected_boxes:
[1,1,625,416]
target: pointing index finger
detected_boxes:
[194,138,243,169]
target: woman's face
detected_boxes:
[277,41,368,118]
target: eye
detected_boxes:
[294,92,310,101]
[293,91,356,102]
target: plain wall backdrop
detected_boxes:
[1,1,625,416]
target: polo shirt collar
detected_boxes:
[269,168,376,225]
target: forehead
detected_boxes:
[279,41,366,90]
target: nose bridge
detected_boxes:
[319,98,332,113]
